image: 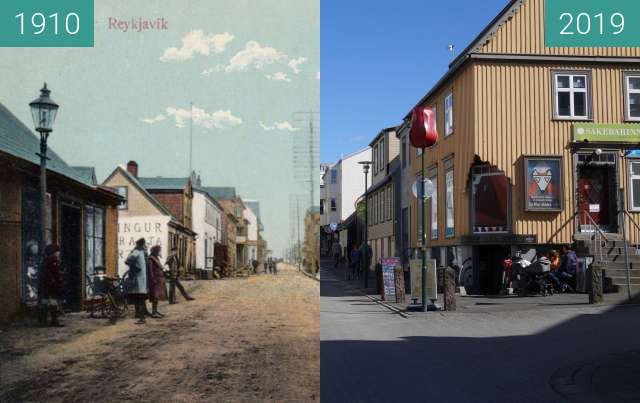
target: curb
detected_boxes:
[363,294,411,318]
[301,269,320,282]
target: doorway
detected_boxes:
[578,164,617,233]
[60,203,82,310]
[476,245,510,295]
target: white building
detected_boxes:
[242,204,259,263]
[321,147,372,228]
[192,188,224,272]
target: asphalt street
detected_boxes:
[320,263,640,403]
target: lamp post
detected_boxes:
[359,161,371,288]
[29,83,59,260]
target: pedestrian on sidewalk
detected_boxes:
[147,245,167,318]
[38,244,65,327]
[125,238,149,324]
[331,240,342,268]
[165,247,195,303]
[349,243,361,280]
[359,242,372,279]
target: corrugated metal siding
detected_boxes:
[475,61,640,244]
[480,0,640,57]
[410,65,476,247]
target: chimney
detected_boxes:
[127,160,138,178]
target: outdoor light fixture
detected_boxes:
[595,148,603,156]
[358,161,372,288]
[29,83,59,262]
[30,83,59,134]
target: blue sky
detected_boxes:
[321,0,508,162]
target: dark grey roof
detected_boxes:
[0,102,93,187]
[200,186,237,199]
[138,177,190,190]
[72,166,97,185]
[244,200,264,231]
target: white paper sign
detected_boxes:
[589,204,600,213]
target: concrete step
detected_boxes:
[609,276,640,286]
[601,262,640,270]
[604,267,640,276]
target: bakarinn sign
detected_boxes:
[410,106,438,149]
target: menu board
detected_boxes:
[410,258,437,301]
[381,257,400,302]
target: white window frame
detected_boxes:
[330,198,337,212]
[624,73,640,122]
[629,160,640,212]
[445,167,455,238]
[444,93,453,136]
[430,174,438,240]
[553,71,592,120]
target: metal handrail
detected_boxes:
[581,210,608,264]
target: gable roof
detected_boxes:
[102,165,177,218]
[0,102,94,187]
[200,186,237,199]
[193,186,225,211]
[243,200,264,231]
[137,177,190,191]
[72,166,97,185]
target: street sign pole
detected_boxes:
[421,148,427,312]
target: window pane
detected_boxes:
[85,206,94,236]
[632,163,640,176]
[557,92,571,116]
[95,208,104,238]
[572,76,586,89]
[557,75,570,89]
[574,92,587,117]
[629,77,640,90]
[634,179,640,208]
[630,93,640,118]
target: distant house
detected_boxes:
[0,102,121,323]
[192,186,225,276]
[102,162,196,276]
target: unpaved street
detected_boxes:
[0,264,319,403]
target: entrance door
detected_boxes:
[60,203,82,310]
[578,166,615,232]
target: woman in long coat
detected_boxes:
[40,244,64,327]
[125,238,148,324]
[147,245,167,318]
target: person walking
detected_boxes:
[39,244,65,327]
[331,240,342,268]
[359,242,372,279]
[165,246,195,304]
[125,238,149,324]
[147,245,167,318]
[349,243,361,280]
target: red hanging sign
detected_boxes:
[410,106,438,149]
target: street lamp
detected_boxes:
[359,161,371,288]
[29,83,59,259]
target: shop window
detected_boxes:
[115,186,128,210]
[445,161,455,238]
[625,73,640,121]
[553,71,591,120]
[472,170,510,233]
[430,172,438,240]
[630,161,640,211]
[445,93,453,136]
[85,205,105,297]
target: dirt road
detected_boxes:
[0,264,319,403]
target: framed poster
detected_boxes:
[523,156,563,212]
[381,257,400,302]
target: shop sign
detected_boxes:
[524,156,563,212]
[381,257,400,302]
[574,123,640,143]
[117,216,169,275]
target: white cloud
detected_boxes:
[162,106,242,129]
[160,31,234,62]
[287,57,307,74]
[259,121,301,132]
[141,114,167,124]
[203,41,307,77]
[266,72,291,82]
